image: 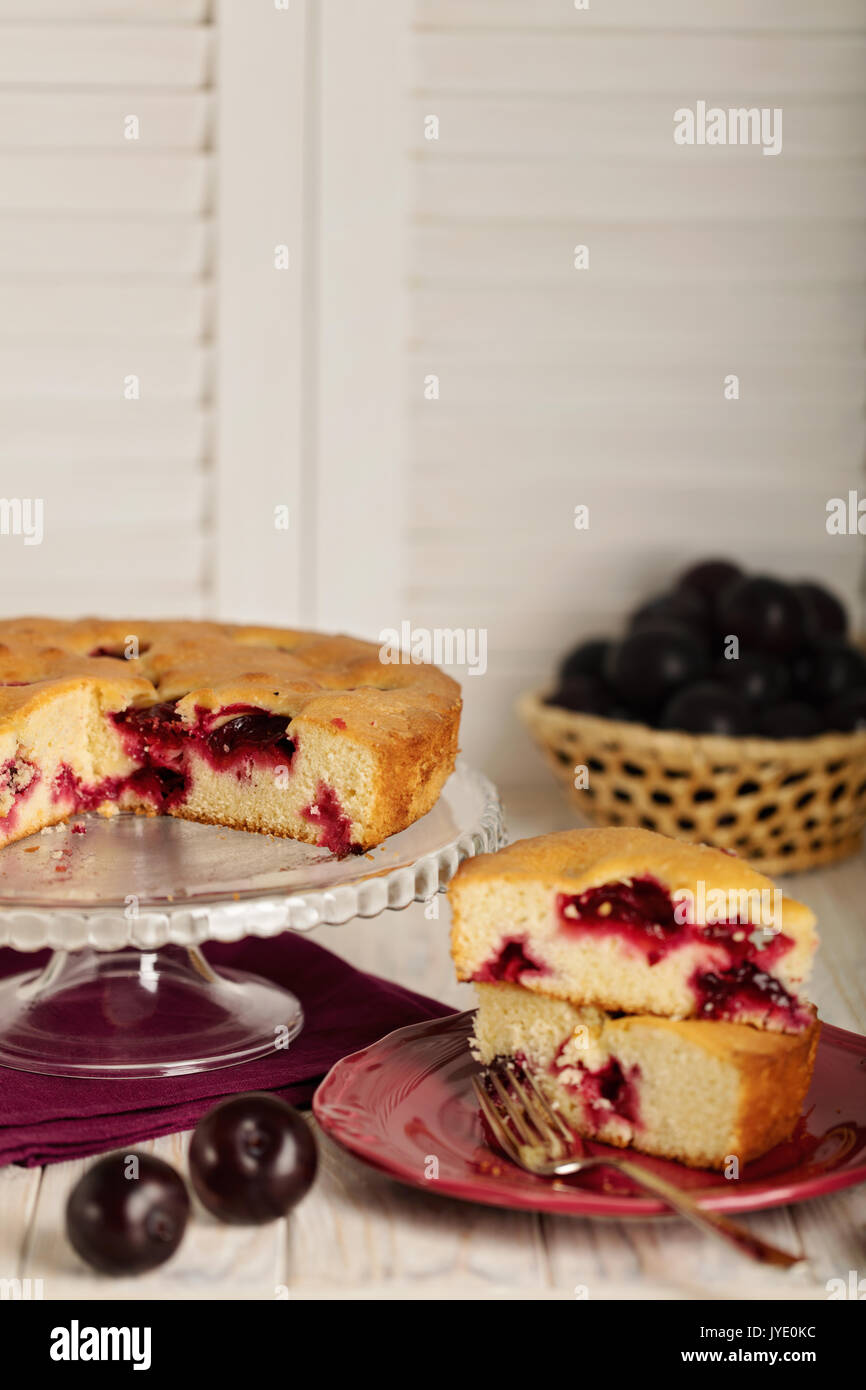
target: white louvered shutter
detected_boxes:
[405,0,866,786]
[0,0,213,616]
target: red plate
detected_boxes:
[313,1011,866,1217]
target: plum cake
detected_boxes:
[0,618,461,853]
[451,827,816,1033]
[452,828,821,1169]
[472,981,819,1170]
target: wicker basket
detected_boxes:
[518,690,866,875]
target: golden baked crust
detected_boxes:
[451,825,816,935]
[0,618,461,850]
[608,1011,820,1166]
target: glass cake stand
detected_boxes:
[0,763,504,1079]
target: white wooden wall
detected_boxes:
[405,0,866,786]
[0,1,861,792]
[0,0,407,639]
[0,0,214,616]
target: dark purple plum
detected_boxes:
[605,625,707,715]
[756,702,823,740]
[558,638,610,683]
[795,581,848,639]
[189,1093,317,1225]
[714,653,790,707]
[716,575,808,657]
[66,1152,189,1276]
[659,681,752,737]
[824,688,866,733]
[676,560,743,614]
[545,673,610,715]
[629,589,707,635]
[790,638,866,705]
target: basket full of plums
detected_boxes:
[518,560,866,874]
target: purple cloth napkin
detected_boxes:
[0,936,453,1167]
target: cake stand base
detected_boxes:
[0,945,304,1079]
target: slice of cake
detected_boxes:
[451,827,816,1033]
[472,981,819,1170]
[0,619,461,853]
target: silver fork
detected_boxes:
[473,1059,806,1269]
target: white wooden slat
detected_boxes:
[0,573,209,622]
[415,33,866,96]
[406,527,865,599]
[0,92,212,149]
[0,153,212,214]
[414,0,866,33]
[291,1125,549,1297]
[410,333,864,372]
[0,1,210,19]
[0,282,209,336]
[0,216,211,275]
[313,0,410,636]
[406,551,862,619]
[0,1161,41,1278]
[412,285,866,351]
[214,0,308,628]
[411,395,864,436]
[0,25,212,88]
[415,162,866,224]
[411,222,866,288]
[0,536,207,592]
[403,566,864,650]
[0,402,208,461]
[412,420,865,484]
[414,428,866,489]
[0,463,205,527]
[407,359,866,410]
[409,95,866,161]
[0,343,211,400]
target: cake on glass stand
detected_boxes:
[0,764,503,1079]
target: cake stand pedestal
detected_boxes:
[0,763,503,1079]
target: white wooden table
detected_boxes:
[2,788,864,1301]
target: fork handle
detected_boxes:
[609,1158,804,1268]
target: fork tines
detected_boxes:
[473,1058,577,1165]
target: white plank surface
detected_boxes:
[1,788,862,1301]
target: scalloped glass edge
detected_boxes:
[0,765,506,952]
